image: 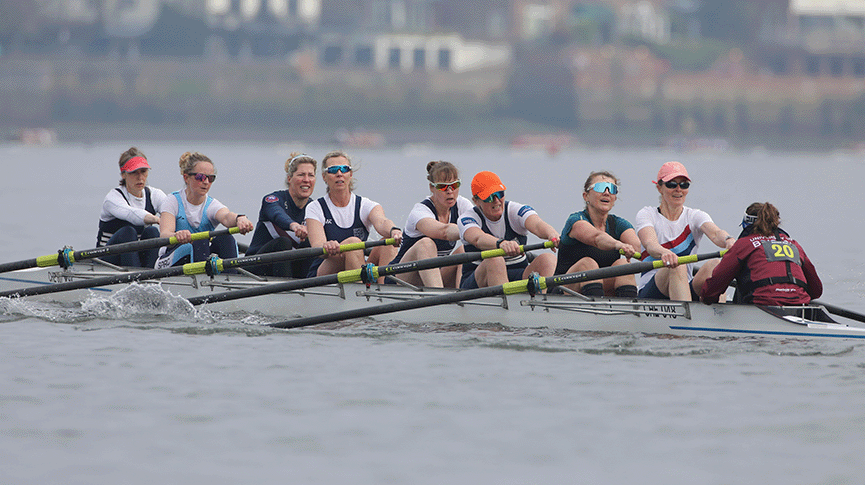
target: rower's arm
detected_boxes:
[159,212,176,239]
[524,214,560,245]
[701,221,735,249]
[305,218,326,248]
[416,217,459,241]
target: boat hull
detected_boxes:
[3,264,865,340]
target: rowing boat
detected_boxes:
[3,260,865,340]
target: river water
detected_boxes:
[2,139,865,484]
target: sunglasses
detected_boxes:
[481,190,504,203]
[432,180,461,191]
[588,182,618,194]
[663,180,690,189]
[325,164,352,174]
[191,173,216,183]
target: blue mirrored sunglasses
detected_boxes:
[741,213,757,228]
[325,164,352,174]
[481,190,504,203]
[588,182,618,194]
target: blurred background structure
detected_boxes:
[1,0,864,148]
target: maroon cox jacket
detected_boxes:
[702,230,822,305]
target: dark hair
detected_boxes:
[118,146,146,186]
[426,160,459,184]
[746,202,781,237]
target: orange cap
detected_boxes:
[653,161,690,184]
[471,171,507,200]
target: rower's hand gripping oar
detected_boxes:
[0,227,240,274]
[186,241,555,306]
[269,250,726,329]
[0,238,396,299]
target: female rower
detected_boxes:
[635,161,735,301]
[154,151,254,268]
[246,153,317,278]
[555,171,640,297]
[457,171,559,289]
[701,202,822,305]
[305,150,402,277]
[389,161,473,288]
[96,147,167,267]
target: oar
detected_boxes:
[0,239,395,299]
[812,300,865,324]
[0,227,240,274]
[270,250,727,329]
[187,241,554,306]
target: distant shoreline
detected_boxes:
[7,119,863,154]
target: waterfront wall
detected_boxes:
[0,54,508,128]
[2,52,864,141]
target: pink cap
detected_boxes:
[653,161,690,184]
[121,156,151,173]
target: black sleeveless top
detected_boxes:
[96,187,155,247]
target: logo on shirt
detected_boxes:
[518,205,534,217]
[265,195,279,203]
[461,216,477,226]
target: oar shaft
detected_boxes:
[271,285,504,329]
[226,238,392,271]
[540,250,725,290]
[271,250,725,329]
[0,258,39,273]
[0,265,187,297]
[0,227,239,274]
[373,242,551,280]
[72,227,239,264]
[188,241,552,306]
[0,238,396,299]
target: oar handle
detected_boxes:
[620,249,641,259]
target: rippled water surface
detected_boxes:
[2,141,865,484]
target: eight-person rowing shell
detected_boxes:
[7,149,852,336]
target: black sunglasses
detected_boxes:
[663,180,690,189]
